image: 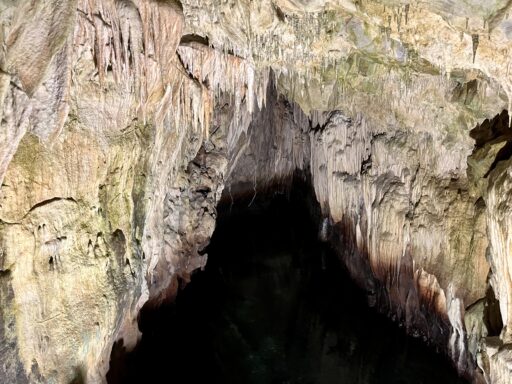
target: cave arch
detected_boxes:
[107,175,467,384]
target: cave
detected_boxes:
[107,176,467,384]
[4,1,512,383]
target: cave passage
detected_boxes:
[108,179,468,384]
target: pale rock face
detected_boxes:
[487,165,512,339]
[0,0,512,383]
[227,96,490,377]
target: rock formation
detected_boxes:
[0,0,512,383]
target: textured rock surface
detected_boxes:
[0,0,512,383]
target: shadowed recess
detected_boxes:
[107,178,468,384]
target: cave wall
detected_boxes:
[225,79,491,380]
[0,1,258,382]
[0,0,512,383]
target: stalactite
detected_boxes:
[4,1,512,383]
[472,34,479,64]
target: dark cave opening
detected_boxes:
[107,177,468,384]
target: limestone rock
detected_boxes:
[1,0,512,383]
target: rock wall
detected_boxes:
[225,81,492,381]
[1,0,512,383]
[0,1,259,382]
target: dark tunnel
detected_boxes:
[107,177,467,384]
